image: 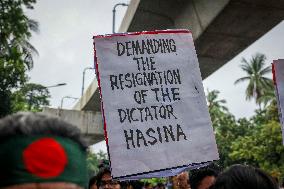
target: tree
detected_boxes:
[207,89,228,113]
[141,178,167,187]
[207,89,229,126]
[206,89,253,167]
[206,89,232,133]
[230,121,284,178]
[0,0,38,63]
[0,0,38,117]
[207,90,234,167]
[87,150,107,178]
[206,88,283,178]
[234,53,273,106]
[257,89,276,107]
[11,83,50,112]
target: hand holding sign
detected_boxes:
[94,30,219,179]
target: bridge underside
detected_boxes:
[78,0,284,111]
[69,0,284,144]
[121,0,284,79]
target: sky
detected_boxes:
[203,21,284,118]
[27,0,128,109]
[26,1,284,151]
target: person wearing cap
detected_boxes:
[0,112,88,189]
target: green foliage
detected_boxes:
[0,90,12,116]
[0,0,38,117]
[11,83,50,112]
[227,52,284,178]
[207,90,243,167]
[234,53,273,105]
[207,89,228,114]
[213,112,253,167]
[257,89,276,107]
[0,0,38,56]
[207,80,284,178]
[207,89,260,168]
[141,178,167,186]
[250,101,279,126]
[0,53,28,116]
[230,121,284,177]
[87,150,107,178]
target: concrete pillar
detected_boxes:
[42,107,104,145]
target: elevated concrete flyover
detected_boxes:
[43,107,104,145]
[78,0,284,111]
[120,0,284,79]
[72,0,284,143]
[73,79,101,111]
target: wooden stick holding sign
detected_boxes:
[94,30,219,180]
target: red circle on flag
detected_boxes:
[23,138,68,178]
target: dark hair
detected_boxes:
[189,166,219,189]
[211,164,278,189]
[98,159,110,169]
[156,182,165,189]
[0,112,87,149]
[144,182,152,188]
[89,175,98,189]
[96,167,111,185]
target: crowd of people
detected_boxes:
[89,162,282,189]
[0,112,283,189]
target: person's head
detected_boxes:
[144,183,153,189]
[175,171,189,189]
[89,175,98,189]
[211,164,278,189]
[189,166,219,189]
[155,183,165,189]
[113,183,121,189]
[123,180,143,189]
[0,112,88,189]
[97,167,119,189]
[98,159,110,169]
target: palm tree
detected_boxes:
[0,0,39,117]
[206,89,230,129]
[0,2,39,70]
[234,53,273,105]
[8,19,39,70]
[207,89,228,113]
[257,90,276,107]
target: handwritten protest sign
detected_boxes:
[272,59,284,145]
[94,30,219,179]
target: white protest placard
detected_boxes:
[94,30,219,179]
[272,59,284,145]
